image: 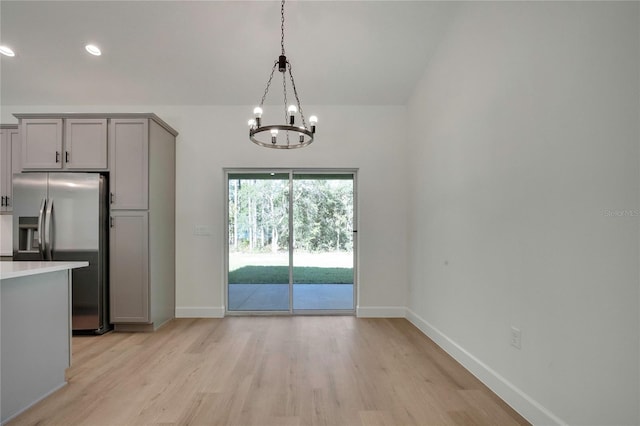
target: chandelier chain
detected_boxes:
[283,70,290,145]
[259,61,278,106]
[288,61,308,129]
[280,0,286,56]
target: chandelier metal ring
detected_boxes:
[250,125,314,149]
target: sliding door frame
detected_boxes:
[223,168,358,316]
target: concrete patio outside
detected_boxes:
[228,283,354,311]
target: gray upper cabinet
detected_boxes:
[11,127,21,176]
[0,130,11,211]
[21,118,63,169]
[109,119,149,210]
[20,117,107,171]
[0,126,19,212]
[64,119,108,169]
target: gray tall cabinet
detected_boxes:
[14,113,177,332]
[108,117,176,331]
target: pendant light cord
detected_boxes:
[281,0,286,56]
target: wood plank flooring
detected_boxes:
[8,317,530,426]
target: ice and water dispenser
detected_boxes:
[17,216,40,253]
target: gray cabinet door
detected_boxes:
[10,128,20,175]
[109,119,148,210]
[0,129,22,212]
[64,119,108,169]
[0,130,10,212]
[21,119,63,169]
[110,211,149,323]
[0,128,17,211]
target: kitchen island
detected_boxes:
[0,261,88,424]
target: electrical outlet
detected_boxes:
[193,225,211,236]
[510,326,522,349]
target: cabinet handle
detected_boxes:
[65,151,69,163]
[110,192,115,204]
[6,196,9,207]
[1,196,4,206]
[110,217,114,228]
[55,151,60,163]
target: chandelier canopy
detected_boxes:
[247,0,317,149]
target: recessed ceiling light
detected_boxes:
[85,44,101,56]
[0,46,16,57]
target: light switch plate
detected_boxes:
[194,225,211,236]
[510,326,522,349]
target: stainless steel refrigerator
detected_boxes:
[12,172,110,334]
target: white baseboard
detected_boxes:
[405,308,566,426]
[175,306,225,318]
[356,306,407,318]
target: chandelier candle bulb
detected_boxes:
[288,105,298,125]
[253,107,263,127]
[309,115,318,134]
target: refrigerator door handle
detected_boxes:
[44,199,54,260]
[38,198,47,259]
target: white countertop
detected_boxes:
[0,261,89,280]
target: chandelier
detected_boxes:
[247,0,317,149]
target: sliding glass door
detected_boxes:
[226,170,356,314]
[292,174,354,310]
[227,173,290,311]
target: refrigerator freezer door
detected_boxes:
[48,173,105,331]
[12,173,48,260]
[47,173,99,251]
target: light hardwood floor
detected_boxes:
[9,317,529,426]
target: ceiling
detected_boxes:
[0,1,458,106]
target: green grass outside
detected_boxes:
[228,266,353,284]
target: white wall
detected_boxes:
[1,104,409,316]
[406,2,639,425]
